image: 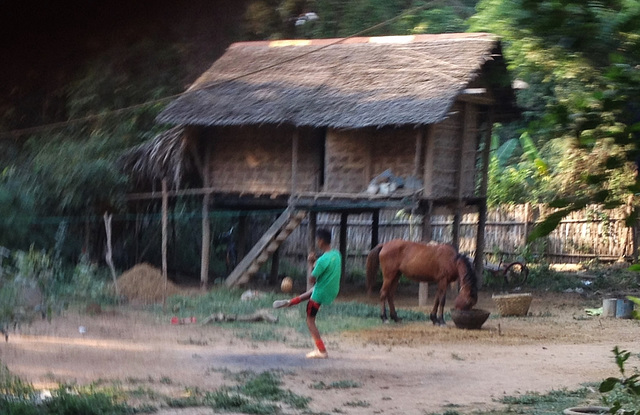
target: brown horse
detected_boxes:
[366,239,477,325]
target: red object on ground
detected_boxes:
[171,317,179,325]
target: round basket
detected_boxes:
[492,293,532,317]
[450,308,491,330]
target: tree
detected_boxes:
[471,0,640,238]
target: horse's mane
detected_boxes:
[455,253,478,299]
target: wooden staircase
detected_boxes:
[225,207,307,287]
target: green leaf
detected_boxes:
[593,189,610,203]
[527,208,573,242]
[600,377,620,392]
[495,138,519,167]
[585,174,607,185]
[604,156,624,170]
[548,199,571,208]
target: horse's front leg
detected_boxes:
[430,295,440,325]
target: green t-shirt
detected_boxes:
[310,249,342,305]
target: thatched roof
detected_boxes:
[157,33,516,129]
[119,126,197,190]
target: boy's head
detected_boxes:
[316,228,332,249]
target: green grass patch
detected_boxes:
[491,387,594,415]
[165,288,431,343]
[205,369,310,414]
[428,387,596,415]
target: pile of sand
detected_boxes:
[117,263,181,304]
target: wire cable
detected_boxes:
[0,2,436,140]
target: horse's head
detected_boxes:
[454,287,477,310]
[454,254,478,310]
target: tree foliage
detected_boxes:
[471,0,640,237]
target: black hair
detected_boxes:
[316,228,332,245]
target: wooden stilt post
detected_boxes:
[452,207,462,251]
[419,201,433,306]
[200,145,211,290]
[270,247,280,285]
[474,108,494,286]
[162,179,169,305]
[291,130,299,199]
[371,210,380,249]
[237,214,248,261]
[340,213,348,279]
[307,211,317,291]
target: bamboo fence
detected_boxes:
[278,204,637,274]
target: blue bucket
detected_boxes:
[616,299,634,319]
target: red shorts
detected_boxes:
[306,299,321,318]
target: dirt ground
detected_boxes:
[1,290,639,415]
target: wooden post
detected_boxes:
[237,214,248,261]
[291,130,299,199]
[200,143,211,290]
[340,213,348,279]
[474,108,494,285]
[270,247,280,285]
[414,128,425,178]
[307,211,317,291]
[452,207,462,251]
[371,210,380,249]
[161,179,169,305]
[419,201,433,306]
[423,125,436,196]
[523,202,531,246]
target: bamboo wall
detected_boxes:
[277,204,636,274]
[206,126,321,194]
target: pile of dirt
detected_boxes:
[117,263,181,304]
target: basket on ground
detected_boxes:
[450,308,490,329]
[492,293,532,317]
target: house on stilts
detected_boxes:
[127,33,518,297]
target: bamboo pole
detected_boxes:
[103,212,119,304]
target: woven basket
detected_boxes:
[492,293,532,317]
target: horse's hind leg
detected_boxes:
[379,271,399,323]
[387,276,402,323]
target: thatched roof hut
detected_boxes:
[130,33,520,288]
[157,33,517,129]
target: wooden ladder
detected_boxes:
[225,207,307,287]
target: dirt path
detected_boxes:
[1,292,639,414]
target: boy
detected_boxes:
[273,228,341,359]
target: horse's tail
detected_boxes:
[455,253,478,308]
[366,244,384,296]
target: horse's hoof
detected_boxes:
[430,314,438,325]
